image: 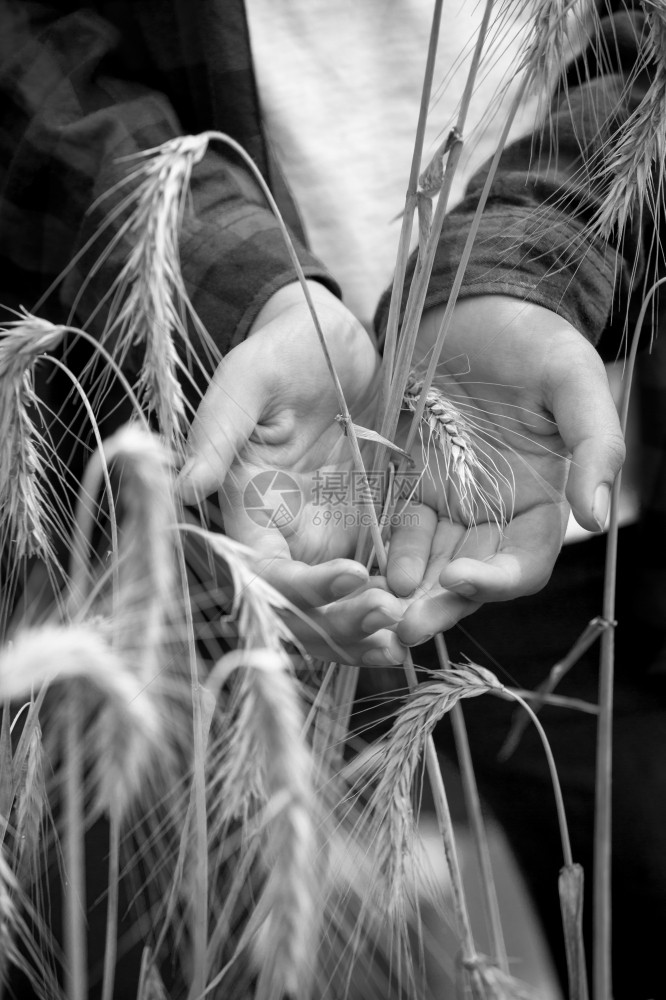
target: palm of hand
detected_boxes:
[222,399,380,566]
[184,291,380,566]
[387,295,620,644]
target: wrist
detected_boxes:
[248,280,340,336]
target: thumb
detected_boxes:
[551,352,626,532]
[177,343,266,503]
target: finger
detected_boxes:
[282,610,407,665]
[386,503,438,597]
[396,591,479,645]
[259,558,370,609]
[418,519,469,588]
[439,502,568,602]
[286,586,404,645]
[178,341,265,502]
[549,347,626,532]
[323,588,405,636]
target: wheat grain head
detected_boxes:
[403,374,508,527]
[0,312,66,561]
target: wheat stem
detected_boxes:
[381,0,495,437]
[500,616,609,761]
[397,653,493,995]
[175,537,208,1000]
[592,276,666,1000]
[403,75,529,457]
[363,0,496,569]
[63,699,87,1000]
[502,690,573,869]
[379,0,444,414]
[439,641,509,974]
[100,808,120,1000]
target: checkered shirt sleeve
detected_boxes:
[0,0,338,368]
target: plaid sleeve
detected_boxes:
[0,1,338,365]
[374,5,651,358]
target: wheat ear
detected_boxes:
[90,424,178,683]
[403,374,508,526]
[206,649,318,1000]
[97,136,211,455]
[0,623,162,817]
[593,1,666,237]
[0,312,66,560]
[0,848,17,985]
[136,946,170,1000]
[0,844,64,999]
[369,664,501,915]
[14,720,46,887]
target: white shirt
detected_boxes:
[246,0,543,329]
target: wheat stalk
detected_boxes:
[589,274,666,1000]
[392,0,589,466]
[60,425,180,1000]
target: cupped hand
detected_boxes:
[179,281,379,561]
[178,280,408,664]
[386,295,626,644]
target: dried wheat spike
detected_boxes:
[403,373,506,526]
[0,849,16,979]
[370,663,502,914]
[14,721,46,885]
[594,1,666,236]
[0,312,65,560]
[101,135,209,456]
[207,649,319,1000]
[0,623,163,817]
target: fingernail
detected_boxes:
[331,572,365,597]
[446,580,477,598]
[361,607,402,632]
[362,647,401,666]
[592,484,610,531]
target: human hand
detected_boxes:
[178,281,407,665]
[259,558,406,665]
[386,295,625,644]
